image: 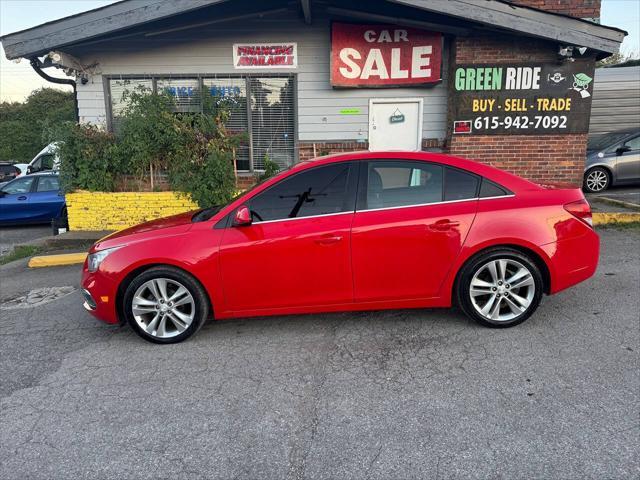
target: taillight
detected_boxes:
[564,199,593,227]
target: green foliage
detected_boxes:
[49,85,245,206]
[0,88,75,162]
[255,155,281,183]
[596,51,639,68]
[49,122,119,192]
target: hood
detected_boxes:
[92,210,198,251]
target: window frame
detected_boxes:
[356,159,512,212]
[104,73,298,173]
[245,161,360,225]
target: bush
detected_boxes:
[52,123,119,192]
[51,87,246,207]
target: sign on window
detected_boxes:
[233,43,297,69]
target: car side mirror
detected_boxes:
[232,205,252,227]
[616,145,631,156]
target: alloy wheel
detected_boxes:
[469,259,535,322]
[585,169,608,192]
[131,278,195,339]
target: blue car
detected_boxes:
[0,173,66,225]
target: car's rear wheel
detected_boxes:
[123,266,209,344]
[457,249,543,328]
[584,167,610,193]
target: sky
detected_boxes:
[0,0,638,102]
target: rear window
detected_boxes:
[444,167,479,201]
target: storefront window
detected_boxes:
[107,75,295,172]
[157,78,201,113]
[249,77,295,170]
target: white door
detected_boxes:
[368,98,423,151]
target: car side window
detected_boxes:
[40,155,55,170]
[2,177,35,194]
[36,176,60,192]
[623,136,640,152]
[444,167,479,201]
[249,163,353,222]
[364,161,443,210]
[479,179,509,198]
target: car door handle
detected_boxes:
[314,234,343,245]
[17,196,28,201]
[427,220,460,232]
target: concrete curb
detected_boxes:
[28,252,87,268]
[593,197,640,212]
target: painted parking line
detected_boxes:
[28,252,87,268]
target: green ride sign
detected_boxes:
[451,59,595,135]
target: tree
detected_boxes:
[0,88,75,162]
[596,51,639,68]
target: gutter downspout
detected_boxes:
[29,57,79,123]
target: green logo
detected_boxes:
[571,73,593,98]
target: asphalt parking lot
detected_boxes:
[0,228,638,479]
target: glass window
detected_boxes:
[109,78,153,132]
[480,179,509,198]
[203,78,250,171]
[365,161,443,209]
[36,176,60,192]
[37,154,55,171]
[444,167,479,201]
[2,177,34,194]
[157,78,201,113]
[624,136,640,151]
[249,77,295,170]
[249,163,352,221]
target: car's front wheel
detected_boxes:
[583,167,610,193]
[456,249,543,328]
[123,266,209,344]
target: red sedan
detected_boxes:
[81,152,599,344]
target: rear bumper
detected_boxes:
[542,228,600,294]
[80,262,120,324]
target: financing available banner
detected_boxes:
[451,59,595,135]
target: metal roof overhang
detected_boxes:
[0,0,626,60]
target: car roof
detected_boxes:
[292,151,540,193]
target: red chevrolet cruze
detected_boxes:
[81,152,599,343]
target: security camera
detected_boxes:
[558,46,573,57]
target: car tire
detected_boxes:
[123,266,209,344]
[583,167,610,193]
[456,248,544,328]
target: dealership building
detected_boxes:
[1,0,625,187]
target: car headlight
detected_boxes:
[87,246,122,273]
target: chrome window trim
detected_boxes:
[252,210,354,225]
[356,194,515,214]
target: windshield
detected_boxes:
[588,132,629,151]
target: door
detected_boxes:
[616,135,640,182]
[30,176,64,222]
[219,162,358,312]
[351,160,479,302]
[0,176,37,223]
[369,98,423,151]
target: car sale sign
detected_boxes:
[331,23,442,87]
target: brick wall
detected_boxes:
[448,34,593,186]
[506,0,601,19]
[66,191,198,231]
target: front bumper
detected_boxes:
[81,261,120,324]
